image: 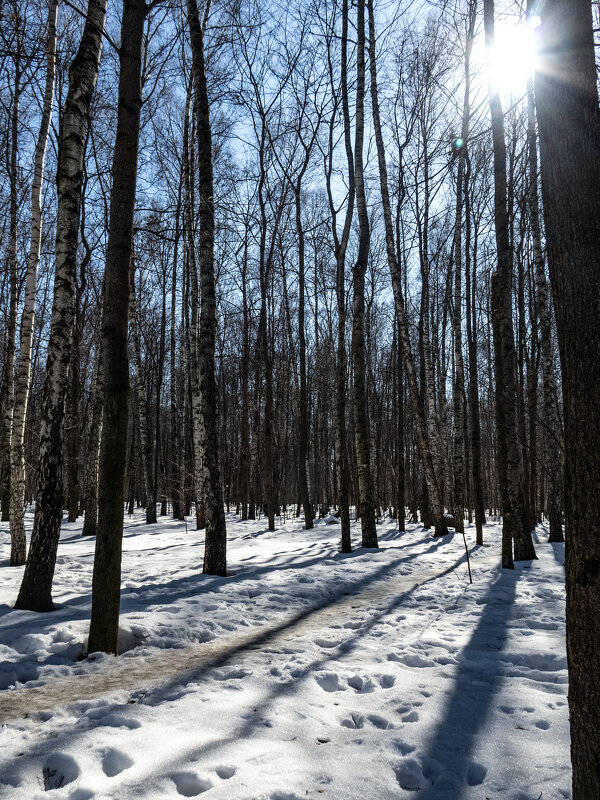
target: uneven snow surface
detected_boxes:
[0,510,570,799]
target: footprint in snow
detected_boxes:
[402,710,419,723]
[347,674,375,693]
[341,712,365,729]
[101,748,134,777]
[391,739,416,755]
[314,638,340,649]
[466,762,487,785]
[215,765,236,780]
[170,771,213,797]
[535,720,551,730]
[315,672,344,692]
[212,668,250,681]
[42,753,80,791]
[366,713,395,730]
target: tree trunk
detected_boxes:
[82,342,103,537]
[352,0,377,549]
[239,233,250,521]
[527,69,564,543]
[450,3,476,535]
[295,183,313,530]
[367,0,447,536]
[187,0,227,575]
[484,0,536,566]
[534,3,600,794]
[464,149,486,544]
[15,0,107,612]
[170,178,183,521]
[130,269,156,525]
[9,0,58,564]
[87,0,145,654]
[1,30,22,525]
[328,0,354,553]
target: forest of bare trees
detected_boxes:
[0,0,598,795]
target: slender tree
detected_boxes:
[15,0,107,612]
[9,0,58,564]
[484,0,536,567]
[367,0,447,536]
[352,0,377,548]
[187,0,227,575]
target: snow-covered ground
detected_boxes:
[0,509,570,799]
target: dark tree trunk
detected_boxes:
[465,152,486,544]
[535,3,600,795]
[484,0,536,566]
[87,0,145,653]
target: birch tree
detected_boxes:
[9,0,58,565]
[15,0,107,612]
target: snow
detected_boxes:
[0,510,571,799]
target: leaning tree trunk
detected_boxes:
[9,0,58,564]
[352,0,377,549]
[484,0,536,567]
[15,0,107,612]
[534,3,600,795]
[367,0,447,536]
[87,0,146,655]
[187,0,227,575]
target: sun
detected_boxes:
[488,16,540,97]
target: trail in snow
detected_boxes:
[0,556,464,722]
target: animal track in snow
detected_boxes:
[535,719,550,730]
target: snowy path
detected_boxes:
[0,559,459,722]
[0,513,571,799]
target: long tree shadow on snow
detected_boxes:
[411,565,522,798]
